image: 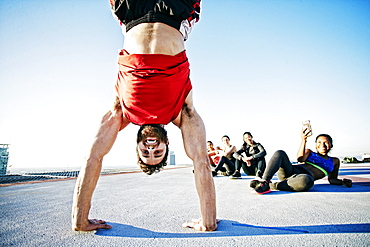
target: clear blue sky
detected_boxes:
[1,0,369,169]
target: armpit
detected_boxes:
[113,96,122,111]
[182,103,194,118]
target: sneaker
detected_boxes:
[221,171,229,176]
[249,179,260,189]
[254,181,271,194]
[230,171,241,179]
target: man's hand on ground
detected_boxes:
[73,219,112,231]
[182,218,218,231]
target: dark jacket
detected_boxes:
[233,142,267,161]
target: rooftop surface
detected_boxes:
[1,163,369,246]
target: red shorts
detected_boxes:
[115,49,193,125]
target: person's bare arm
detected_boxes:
[328,158,352,187]
[72,108,130,231]
[173,91,217,231]
[224,145,236,157]
[297,127,312,162]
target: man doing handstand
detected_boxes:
[72,0,217,232]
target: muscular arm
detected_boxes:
[173,91,217,231]
[72,108,130,231]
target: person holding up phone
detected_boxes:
[251,121,353,194]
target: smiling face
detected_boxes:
[207,141,214,151]
[222,136,230,146]
[136,125,169,174]
[243,133,253,145]
[315,136,333,155]
[137,139,168,165]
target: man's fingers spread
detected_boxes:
[89,219,107,224]
[182,222,194,228]
[98,224,112,229]
[86,223,112,231]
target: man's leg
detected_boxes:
[174,99,217,231]
[72,108,129,231]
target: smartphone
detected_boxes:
[302,120,312,137]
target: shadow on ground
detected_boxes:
[308,183,370,192]
[95,220,370,238]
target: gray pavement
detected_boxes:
[1,164,369,247]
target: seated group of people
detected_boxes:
[207,132,266,179]
[207,128,353,194]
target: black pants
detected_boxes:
[235,157,266,176]
[215,156,235,175]
[263,150,314,192]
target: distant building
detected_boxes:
[362,153,370,163]
[0,144,10,175]
[169,151,176,165]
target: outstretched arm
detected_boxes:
[173,91,217,231]
[72,108,129,231]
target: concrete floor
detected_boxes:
[1,164,369,246]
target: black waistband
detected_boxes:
[126,11,182,33]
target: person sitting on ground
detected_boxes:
[252,127,353,194]
[207,141,218,168]
[231,132,267,179]
[218,135,237,163]
[207,137,235,176]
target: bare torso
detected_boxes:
[121,22,191,126]
[301,164,326,180]
[124,23,185,55]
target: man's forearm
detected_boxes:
[194,164,217,231]
[72,158,102,230]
